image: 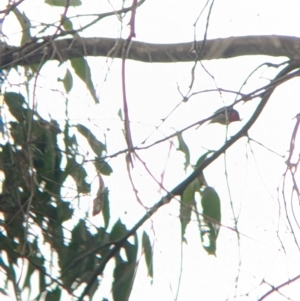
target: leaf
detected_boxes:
[142,231,153,278]
[45,287,61,301]
[200,186,221,255]
[124,233,138,263]
[76,124,106,156]
[117,108,123,121]
[201,187,221,226]
[177,132,190,171]
[39,265,46,294]
[4,92,25,122]
[101,187,110,229]
[70,57,99,104]
[110,219,127,241]
[45,0,82,6]
[95,159,113,175]
[66,157,90,194]
[57,200,73,223]
[59,69,73,93]
[113,234,138,301]
[113,257,137,301]
[93,174,105,216]
[22,259,35,292]
[180,177,202,241]
[195,151,213,168]
[62,17,74,31]
[13,8,31,45]
[180,181,195,241]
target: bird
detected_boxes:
[196,106,241,129]
[209,106,240,125]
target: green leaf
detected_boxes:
[66,157,90,194]
[180,182,195,240]
[95,159,113,175]
[195,151,213,168]
[59,69,73,93]
[124,233,138,263]
[45,0,82,6]
[180,178,202,241]
[45,287,61,301]
[4,92,25,122]
[13,8,31,45]
[200,186,221,255]
[113,235,138,301]
[101,187,110,229]
[117,108,123,121]
[22,259,35,293]
[113,257,136,301]
[62,17,73,31]
[76,124,106,156]
[142,231,153,278]
[57,200,73,223]
[177,132,190,171]
[69,219,88,250]
[110,219,127,241]
[201,187,221,226]
[39,265,46,294]
[70,57,98,104]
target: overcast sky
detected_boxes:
[1,1,300,300]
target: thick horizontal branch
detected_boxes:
[1,35,300,68]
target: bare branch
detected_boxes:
[78,58,300,301]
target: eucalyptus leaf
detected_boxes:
[71,57,99,104]
[177,132,190,171]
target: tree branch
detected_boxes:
[1,35,300,68]
[78,60,300,301]
[258,274,300,301]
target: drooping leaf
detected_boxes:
[76,124,106,156]
[13,8,31,45]
[177,132,190,171]
[124,233,138,263]
[95,158,113,175]
[110,219,127,241]
[180,177,203,241]
[4,92,26,122]
[93,173,105,216]
[200,186,221,255]
[118,108,123,121]
[180,181,196,241]
[45,286,61,301]
[195,151,213,168]
[113,257,136,301]
[45,0,82,6]
[57,200,74,223]
[59,69,73,93]
[20,243,36,294]
[101,187,110,229]
[39,265,46,295]
[66,157,90,194]
[93,177,110,227]
[142,231,153,278]
[23,253,44,292]
[201,187,221,226]
[70,57,98,103]
[113,234,138,301]
[62,17,74,31]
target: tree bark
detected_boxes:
[1,35,300,68]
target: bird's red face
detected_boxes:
[229,110,240,122]
[210,108,241,125]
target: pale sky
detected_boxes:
[1,0,300,300]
